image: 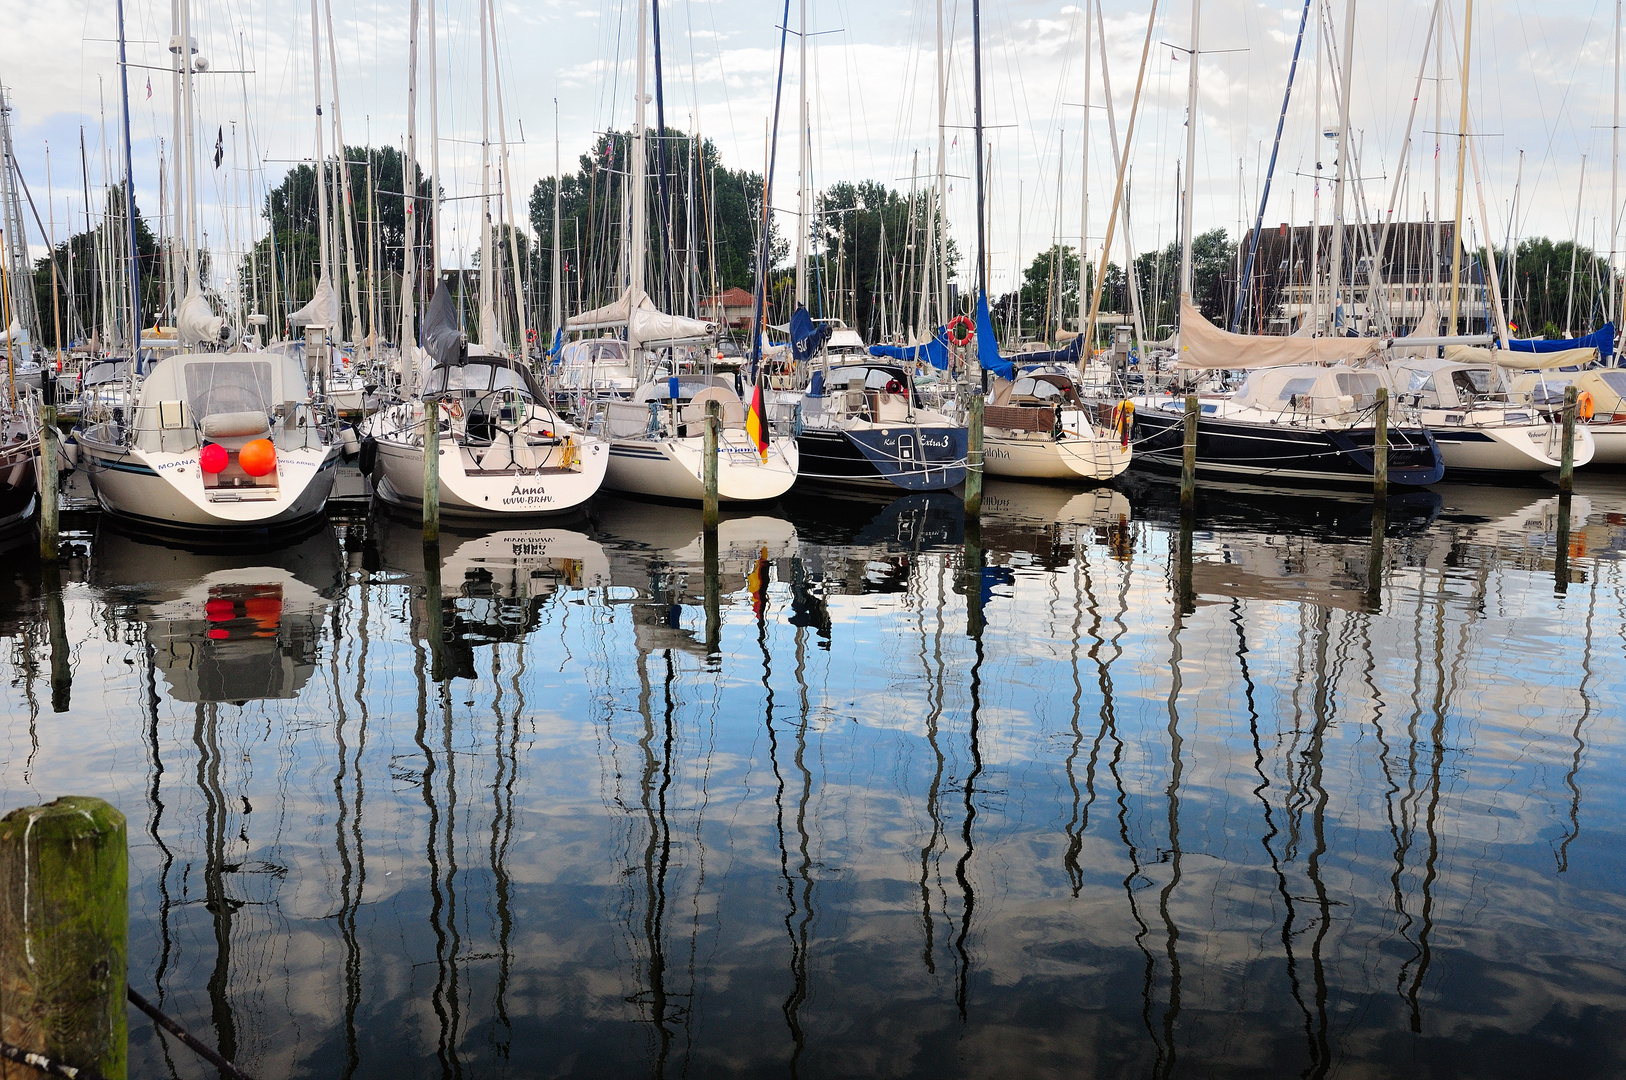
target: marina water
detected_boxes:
[1,476,1622,1078]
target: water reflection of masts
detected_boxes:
[916,557,950,971]
[487,641,521,1055]
[633,648,679,1074]
[332,577,369,1079]
[1556,572,1597,871]
[1145,550,1188,1080]
[774,610,814,1074]
[1301,609,1335,1080]
[195,701,240,1070]
[142,639,183,1079]
[413,621,463,1080]
[952,586,984,1023]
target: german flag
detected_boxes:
[746,381,769,462]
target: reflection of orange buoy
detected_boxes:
[200,443,229,473]
[239,438,277,477]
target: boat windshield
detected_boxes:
[426,362,536,398]
[185,360,275,418]
[828,366,905,391]
[1596,371,1626,398]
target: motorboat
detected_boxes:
[1389,356,1594,473]
[76,347,342,534]
[983,366,1131,482]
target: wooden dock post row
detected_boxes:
[703,399,720,533]
[1180,394,1198,509]
[39,371,59,563]
[0,797,128,1080]
[1560,383,1578,494]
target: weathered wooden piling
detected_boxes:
[1367,497,1388,612]
[0,797,128,1080]
[422,541,446,681]
[1180,393,1199,509]
[703,399,720,533]
[45,565,70,713]
[1555,493,1573,595]
[422,404,440,544]
[1372,386,1389,497]
[1176,507,1195,616]
[1560,384,1578,494]
[38,372,58,563]
[964,393,984,520]
[702,530,721,657]
[964,517,985,638]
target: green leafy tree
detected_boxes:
[807,179,958,340]
[31,184,163,349]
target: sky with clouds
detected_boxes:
[0,0,1619,299]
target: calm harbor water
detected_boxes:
[2,475,1624,1079]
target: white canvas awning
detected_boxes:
[1175,298,1384,370]
[1444,343,1598,370]
[566,287,715,347]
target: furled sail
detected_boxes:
[288,276,339,333]
[1503,322,1615,361]
[1444,343,1598,370]
[565,287,715,347]
[1175,297,1383,370]
[177,286,230,347]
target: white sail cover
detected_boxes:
[1175,298,1384,370]
[566,287,715,347]
[177,286,228,347]
[0,319,29,345]
[1443,343,1598,370]
[289,276,339,333]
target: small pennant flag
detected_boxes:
[145,77,152,100]
[213,126,223,168]
[746,381,769,462]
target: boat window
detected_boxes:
[1405,370,1435,393]
[488,365,535,396]
[1278,377,1317,401]
[184,360,275,418]
[1335,372,1382,400]
[1450,368,1492,396]
[1013,378,1063,399]
[829,367,900,391]
[426,365,494,395]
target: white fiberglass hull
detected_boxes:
[604,431,798,504]
[1583,422,1626,465]
[78,434,339,532]
[1426,415,1595,473]
[372,432,609,517]
[983,431,1131,481]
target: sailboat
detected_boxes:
[576,0,797,505]
[0,94,42,534]
[363,0,607,518]
[79,0,342,535]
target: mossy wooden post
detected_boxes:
[1372,386,1389,497]
[703,399,720,533]
[964,393,984,520]
[38,372,58,563]
[422,404,440,543]
[0,797,128,1080]
[1180,393,1199,509]
[1560,384,1578,494]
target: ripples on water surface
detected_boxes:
[2,476,1624,1079]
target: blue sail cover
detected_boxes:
[790,304,833,362]
[976,291,1014,380]
[868,328,951,369]
[1506,322,1615,360]
[1009,335,1086,368]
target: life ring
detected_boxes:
[946,314,975,347]
[1578,390,1596,421]
[440,398,464,420]
[885,379,904,395]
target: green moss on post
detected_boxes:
[0,797,128,1080]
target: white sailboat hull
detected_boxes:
[983,431,1131,481]
[1424,413,1596,473]
[371,429,609,517]
[604,431,798,503]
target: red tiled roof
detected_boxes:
[702,287,756,308]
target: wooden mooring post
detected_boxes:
[1555,493,1573,595]
[0,797,128,1080]
[38,372,58,563]
[1180,393,1198,509]
[703,399,720,533]
[422,404,440,544]
[1372,386,1389,497]
[964,393,984,521]
[1559,384,1578,494]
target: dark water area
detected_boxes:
[3,473,1624,1079]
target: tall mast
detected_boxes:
[1611,0,1621,328]
[478,0,495,344]
[1179,0,1200,301]
[1326,0,1357,332]
[630,0,648,301]
[935,0,948,325]
[179,0,199,289]
[972,0,987,311]
[552,99,563,339]
[794,0,808,307]
[428,0,441,280]
[323,0,363,342]
[168,0,184,310]
[1079,0,1091,336]
[486,0,528,353]
[399,0,420,375]
[1447,0,1473,331]
[308,0,332,299]
[116,0,142,343]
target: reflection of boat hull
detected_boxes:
[604,432,797,504]
[371,427,610,517]
[77,432,340,534]
[1132,409,1445,487]
[795,426,966,491]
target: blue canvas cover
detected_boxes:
[790,304,834,362]
[868,328,951,369]
[1506,322,1615,360]
[975,291,1014,380]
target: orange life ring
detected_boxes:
[1578,390,1596,421]
[946,314,975,347]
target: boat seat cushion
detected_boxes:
[200,410,271,439]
